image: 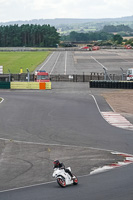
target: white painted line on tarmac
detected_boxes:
[0,137,114,153]
[104,101,116,112]
[39,52,55,71]
[0,97,4,103]
[0,181,56,193]
[91,56,106,68]
[0,173,94,193]
[49,52,61,75]
[90,94,101,113]
[90,94,133,131]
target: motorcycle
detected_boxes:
[52,167,78,187]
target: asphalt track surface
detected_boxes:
[0,84,133,200]
[1,49,133,200]
[36,49,133,75]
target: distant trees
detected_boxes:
[102,24,133,33]
[113,34,123,44]
[0,24,60,47]
[61,31,113,42]
[61,30,126,46]
[124,38,133,46]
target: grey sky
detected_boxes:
[0,0,132,22]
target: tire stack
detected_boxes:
[90,81,133,89]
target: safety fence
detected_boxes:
[0,46,129,52]
[90,80,133,89]
[0,73,125,82]
[50,74,125,82]
[0,82,51,90]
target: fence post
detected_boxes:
[8,69,11,82]
[27,68,30,82]
[83,72,85,82]
[76,74,77,82]
[120,67,125,81]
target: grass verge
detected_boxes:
[0,51,50,73]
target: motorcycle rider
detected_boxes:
[53,160,74,180]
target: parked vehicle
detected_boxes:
[52,167,78,188]
[34,70,50,82]
[127,68,133,81]
[125,45,132,49]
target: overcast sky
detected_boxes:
[0,0,132,22]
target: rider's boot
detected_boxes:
[71,176,75,180]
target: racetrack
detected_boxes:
[36,49,133,75]
[0,49,133,199]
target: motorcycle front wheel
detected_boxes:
[57,177,66,188]
[73,175,78,185]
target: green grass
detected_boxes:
[0,51,50,73]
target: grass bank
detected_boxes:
[0,51,50,73]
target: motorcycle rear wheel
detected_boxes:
[57,177,66,188]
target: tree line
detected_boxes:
[0,24,60,47]
[102,24,133,33]
[61,31,113,42]
[0,24,131,47]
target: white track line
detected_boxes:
[0,137,114,153]
[90,94,133,131]
[0,97,4,103]
[91,56,106,68]
[39,52,55,71]
[90,94,101,113]
[0,181,56,193]
[49,52,61,74]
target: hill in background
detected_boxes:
[0,16,133,35]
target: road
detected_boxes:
[36,49,133,75]
[0,49,133,199]
[1,165,133,200]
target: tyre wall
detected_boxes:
[90,81,133,89]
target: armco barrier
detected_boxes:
[0,82,10,89]
[90,81,133,89]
